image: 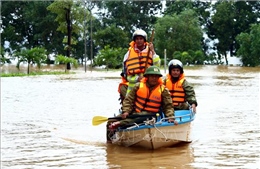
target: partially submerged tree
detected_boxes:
[208,1,259,65]
[55,54,78,72]
[15,47,47,74]
[94,45,127,70]
[0,45,11,65]
[236,24,260,67]
[155,10,203,64]
[93,24,129,49]
[47,0,87,70]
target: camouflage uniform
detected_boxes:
[165,59,198,111]
[163,78,198,110]
[178,79,197,109]
[119,82,174,126]
[118,84,127,105]
[107,66,172,142]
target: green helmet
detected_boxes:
[144,66,162,77]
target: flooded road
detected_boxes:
[1,65,260,169]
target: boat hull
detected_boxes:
[111,110,195,149]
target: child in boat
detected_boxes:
[164,59,198,113]
[109,66,178,131]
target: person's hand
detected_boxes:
[121,112,129,119]
[148,42,154,51]
[191,104,196,113]
[168,118,178,125]
[148,42,155,55]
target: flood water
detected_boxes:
[1,65,260,169]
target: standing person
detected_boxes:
[164,59,198,113]
[122,29,160,95]
[109,66,178,131]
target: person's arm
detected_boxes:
[183,80,197,106]
[183,80,197,113]
[122,51,130,75]
[162,77,167,85]
[123,51,130,63]
[122,83,139,116]
[148,42,161,67]
[162,87,178,125]
[162,87,174,118]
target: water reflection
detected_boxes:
[105,142,194,169]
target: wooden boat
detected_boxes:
[110,110,195,150]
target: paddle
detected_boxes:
[92,116,122,126]
[92,114,156,126]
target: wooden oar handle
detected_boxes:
[144,30,155,72]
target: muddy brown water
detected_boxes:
[1,65,260,169]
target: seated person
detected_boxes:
[109,66,178,130]
[106,72,128,142]
[164,59,198,113]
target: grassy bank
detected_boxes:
[0,64,79,77]
[0,71,75,77]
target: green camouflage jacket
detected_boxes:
[182,79,197,105]
[122,82,174,118]
[163,77,198,109]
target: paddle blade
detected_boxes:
[92,116,108,126]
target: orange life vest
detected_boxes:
[117,76,128,93]
[165,74,185,106]
[134,78,164,113]
[117,77,129,104]
[125,41,153,75]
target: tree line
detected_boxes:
[1,0,260,71]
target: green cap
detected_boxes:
[144,66,162,77]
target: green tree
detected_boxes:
[164,0,211,26]
[236,24,260,67]
[69,1,102,67]
[172,51,182,62]
[55,54,78,72]
[95,1,162,49]
[93,24,129,49]
[47,0,88,70]
[15,47,47,74]
[193,50,206,64]
[0,45,11,65]
[181,51,192,65]
[94,45,127,70]
[154,10,203,62]
[164,0,211,55]
[208,1,259,65]
[1,1,64,55]
[209,1,235,65]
